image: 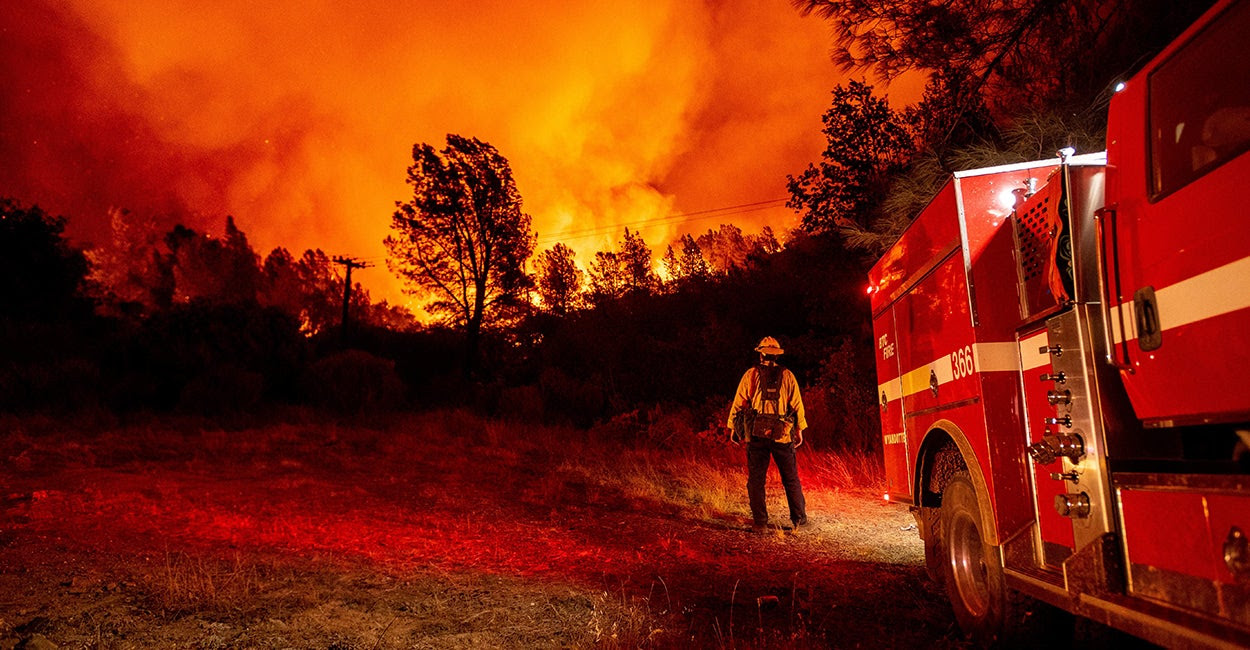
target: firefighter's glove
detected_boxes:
[794,429,804,449]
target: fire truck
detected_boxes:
[868,0,1250,645]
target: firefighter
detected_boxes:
[727,336,808,532]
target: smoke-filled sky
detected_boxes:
[1,1,920,306]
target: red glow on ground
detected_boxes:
[13,443,661,579]
[4,422,842,584]
[1,419,952,646]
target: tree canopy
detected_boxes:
[0,198,90,321]
[534,243,583,316]
[790,0,1214,254]
[662,234,711,287]
[786,81,915,236]
[794,0,1215,117]
[386,134,536,375]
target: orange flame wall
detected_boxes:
[1,1,919,306]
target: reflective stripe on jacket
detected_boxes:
[726,365,807,443]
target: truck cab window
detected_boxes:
[1149,0,1250,198]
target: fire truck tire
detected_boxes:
[919,506,944,585]
[940,472,1029,646]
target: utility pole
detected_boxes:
[332,256,373,347]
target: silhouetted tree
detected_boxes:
[795,0,1216,118]
[386,135,536,377]
[258,247,350,335]
[904,66,997,161]
[619,228,658,295]
[585,228,660,305]
[751,227,783,258]
[0,199,102,413]
[163,218,261,306]
[359,299,421,333]
[695,225,748,274]
[0,198,90,321]
[259,247,304,321]
[221,216,261,301]
[787,81,915,236]
[689,224,783,274]
[662,234,711,286]
[588,250,627,305]
[534,243,583,316]
[86,207,164,316]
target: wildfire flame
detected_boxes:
[1,1,920,304]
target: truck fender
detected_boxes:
[916,419,998,546]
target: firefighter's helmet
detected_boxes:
[755,336,784,355]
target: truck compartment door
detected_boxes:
[1103,0,1250,425]
[875,307,910,500]
[1117,476,1250,628]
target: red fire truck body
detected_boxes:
[869,0,1250,645]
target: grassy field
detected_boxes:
[0,411,962,648]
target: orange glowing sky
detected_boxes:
[1,1,921,306]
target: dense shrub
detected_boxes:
[303,350,406,414]
[586,399,726,450]
[537,367,606,427]
[108,301,306,410]
[178,364,265,416]
[0,357,102,413]
[498,384,544,422]
[806,337,880,453]
[0,199,92,322]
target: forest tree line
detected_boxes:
[0,191,879,451]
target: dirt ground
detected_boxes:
[0,412,967,648]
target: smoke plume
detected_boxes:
[1,1,918,305]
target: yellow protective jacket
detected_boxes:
[726,364,807,443]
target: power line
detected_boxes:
[543,197,787,238]
[358,197,794,255]
[534,197,791,245]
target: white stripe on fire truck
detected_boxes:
[877,255,1250,403]
[878,340,1024,403]
[1018,331,1050,371]
[880,377,902,404]
[975,341,1024,373]
[1108,255,1250,345]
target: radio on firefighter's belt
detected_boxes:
[748,365,793,441]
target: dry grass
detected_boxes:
[0,410,947,649]
[554,435,886,530]
[802,447,885,492]
[151,552,261,616]
[89,560,660,649]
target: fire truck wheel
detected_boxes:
[941,473,1020,645]
[919,506,944,585]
